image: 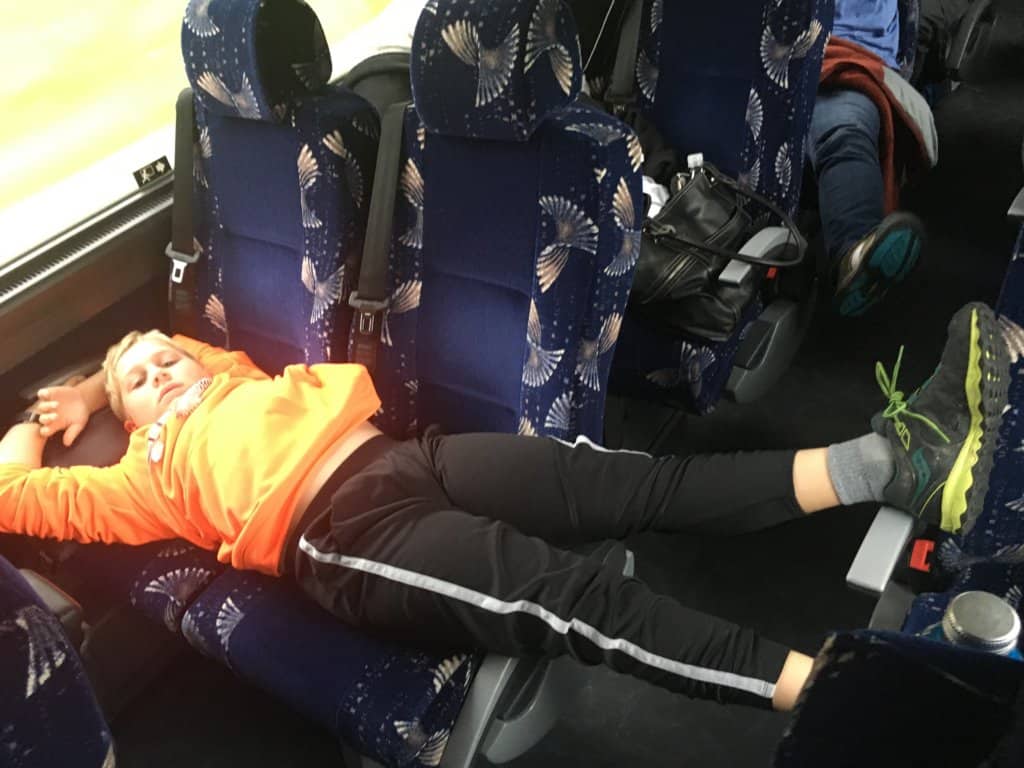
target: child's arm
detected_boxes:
[0,442,175,545]
[0,423,48,469]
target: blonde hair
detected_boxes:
[103,330,194,420]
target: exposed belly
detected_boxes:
[289,419,383,525]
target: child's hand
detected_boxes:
[35,386,90,446]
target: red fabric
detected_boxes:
[819,37,931,213]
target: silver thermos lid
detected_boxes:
[941,591,1022,655]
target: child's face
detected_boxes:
[116,341,209,427]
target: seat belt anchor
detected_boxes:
[348,292,389,336]
[165,242,201,285]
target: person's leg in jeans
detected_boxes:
[807,88,924,316]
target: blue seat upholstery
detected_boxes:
[0,555,114,768]
[186,0,378,373]
[609,0,834,413]
[370,0,643,442]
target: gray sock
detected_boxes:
[826,433,896,506]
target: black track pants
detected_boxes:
[291,430,803,708]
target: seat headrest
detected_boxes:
[411,0,582,141]
[182,0,332,123]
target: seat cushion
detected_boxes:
[181,569,478,768]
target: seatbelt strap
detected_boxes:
[604,0,644,111]
[349,101,411,374]
[166,88,200,338]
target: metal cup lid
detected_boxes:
[942,591,1021,654]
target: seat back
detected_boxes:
[0,555,114,768]
[609,0,833,414]
[774,629,1024,767]
[634,0,834,216]
[185,0,379,372]
[368,0,643,442]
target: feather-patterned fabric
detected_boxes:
[412,0,582,141]
[185,0,379,374]
[0,556,115,767]
[611,0,834,413]
[373,8,641,445]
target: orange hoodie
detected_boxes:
[0,336,381,575]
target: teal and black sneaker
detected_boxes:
[873,302,1010,534]
[835,211,925,317]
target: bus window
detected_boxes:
[0,0,408,271]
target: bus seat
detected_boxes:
[370,0,643,443]
[0,553,115,768]
[606,0,834,413]
[184,0,378,373]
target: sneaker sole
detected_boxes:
[838,228,923,318]
[941,305,1011,534]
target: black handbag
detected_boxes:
[629,159,804,342]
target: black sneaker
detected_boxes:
[835,212,925,317]
[874,302,1010,534]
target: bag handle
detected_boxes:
[644,161,805,269]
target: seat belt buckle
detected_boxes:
[348,292,388,336]
[165,242,200,285]
[909,538,935,573]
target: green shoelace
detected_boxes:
[876,346,951,450]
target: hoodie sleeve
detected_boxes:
[0,457,175,545]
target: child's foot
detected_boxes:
[835,212,925,317]
[874,302,1010,534]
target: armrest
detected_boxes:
[846,506,916,596]
[946,0,996,81]
[17,357,104,403]
[440,547,636,767]
[1009,187,1024,223]
[19,568,85,648]
[718,226,807,286]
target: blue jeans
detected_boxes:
[806,89,885,264]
